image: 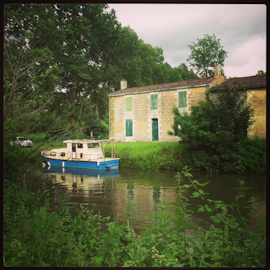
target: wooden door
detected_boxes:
[72,143,76,159]
[152,118,158,141]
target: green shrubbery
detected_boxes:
[184,138,266,173]
[4,167,265,267]
[170,84,265,174]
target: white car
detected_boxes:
[10,137,33,147]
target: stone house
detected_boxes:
[108,64,225,142]
[210,74,266,139]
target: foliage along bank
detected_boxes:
[105,140,266,174]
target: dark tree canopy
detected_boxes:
[4,3,204,139]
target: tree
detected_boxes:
[169,84,254,172]
[187,34,227,78]
[177,63,198,80]
[4,4,63,135]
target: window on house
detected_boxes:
[126,97,132,112]
[126,119,133,136]
[178,91,187,108]
[150,94,158,110]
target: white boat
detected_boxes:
[41,139,119,170]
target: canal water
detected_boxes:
[29,166,265,232]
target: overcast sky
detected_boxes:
[108,3,266,78]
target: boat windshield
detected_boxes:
[88,143,100,148]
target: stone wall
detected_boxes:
[109,85,211,142]
[247,89,266,139]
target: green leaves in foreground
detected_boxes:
[4,167,265,267]
[30,207,57,241]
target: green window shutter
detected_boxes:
[126,120,133,136]
[178,91,187,108]
[126,97,132,111]
[150,94,158,110]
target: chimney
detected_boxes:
[120,79,127,90]
[214,63,221,78]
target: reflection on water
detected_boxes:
[37,167,266,231]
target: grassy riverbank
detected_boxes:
[21,134,266,174]
[105,142,184,171]
[105,139,266,174]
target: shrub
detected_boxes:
[169,83,262,173]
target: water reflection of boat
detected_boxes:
[45,166,120,177]
[44,166,119,193]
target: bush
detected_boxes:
[232,138,266,174]
[183,138,266,174]
[170,84,262,173]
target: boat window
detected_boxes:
[88,143,99,148]
[50,152,56,156]
[77,143,83,148]
[61,152,65,157]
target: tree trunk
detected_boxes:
[71,116,76,134]
[95,96,99,116]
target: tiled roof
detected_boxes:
[211,74,266,91]
[109,77,215,96]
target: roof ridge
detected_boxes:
[123,76,214,90]
[109,76,216,96]
[228,73,266,80]
[211,73,266,91]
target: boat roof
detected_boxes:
[63,139,110,144]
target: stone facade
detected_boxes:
[247,89,266,139]
[109,64,226,142]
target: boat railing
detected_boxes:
[41,150,107,161]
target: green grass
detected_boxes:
[105,142,185,171]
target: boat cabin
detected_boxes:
[42,140,108,161]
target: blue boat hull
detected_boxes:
[44,166,119,177]
[44,157,119,170]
